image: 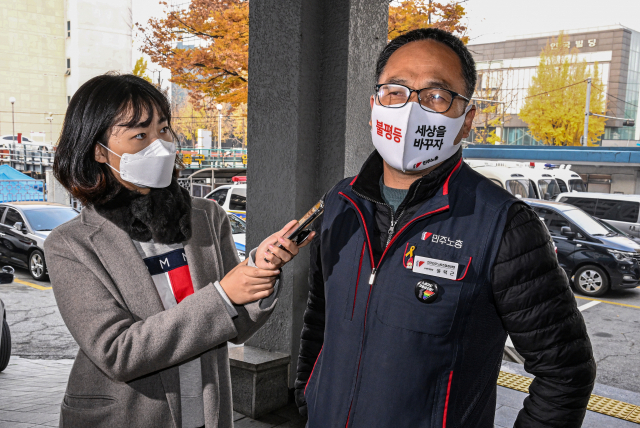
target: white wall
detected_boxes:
[65,0,132,100]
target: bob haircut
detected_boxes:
[54,73,177,206]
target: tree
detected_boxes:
[388,0,468,43]
[519,33,607,146]
[137,0,248,105]
[132,57,153,83]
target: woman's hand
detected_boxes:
[255,220,316,270]
[219,259,281,305]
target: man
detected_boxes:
[294,28,595,428]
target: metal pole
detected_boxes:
[428,0,432,24]
[583,77,592,146]
[11,102,15,146]
[218,112,222,150]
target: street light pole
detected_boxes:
[216,103,223,150]
[582,77,592,146]
[9,97,16,146]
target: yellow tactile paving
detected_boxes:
[498,371,640,424]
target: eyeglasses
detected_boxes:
[374,83,470,114]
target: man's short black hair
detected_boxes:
[375,28,477,99]
[54,73,176,206]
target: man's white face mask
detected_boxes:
[371,102,472,172]
[100,139,176,188]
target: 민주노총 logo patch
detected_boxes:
[415,279,439,304]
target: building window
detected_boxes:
[66,58,70,69]
[67,21,71,37]
[67,96,71,104]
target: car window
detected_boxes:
[569,180,586,192]
[506,179,535,198]
[229,190,246,211]
[2,208,24,228]
[228,214,246,234]
[538,179,560,200]
[0,207,6,221]
[559,197,597,215]
[536,208,571,235]
[556,178,568,193]
[594,199,640,223]
[23,208,79,231]
[208,188,228,206]
[563,209,611,236]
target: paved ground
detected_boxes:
[2,269,640,426]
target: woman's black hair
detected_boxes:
[54,73,176,206]
[375,28,477,98]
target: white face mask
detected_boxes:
[100,139,176,188]
[371,102,472,172]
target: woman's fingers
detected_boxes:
[267,244,293,262]
[279,220,300,238]
[253,287,275,300]
[244,266,280,278]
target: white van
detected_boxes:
[205,181,247,220]
[545,167,586,193]
[523,168,562,200]
[556,192,640,238]
[471,166,537,198]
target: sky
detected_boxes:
[131,0,640,91]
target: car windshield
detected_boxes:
[23,207,79,231]
[563,208,611,236]
[556,179,568,193]
[506,179,537,198]
[538,179,561,200]
[569,179,586,192]
[228,214,246,234]
[596,218,626,237]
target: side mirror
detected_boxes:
[13,222,24,233]
[561,226,576,239]
[544,193,552,201]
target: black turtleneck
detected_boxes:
[93,178,193,245]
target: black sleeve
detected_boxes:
[294,218,326,417]
[492,203,596,428]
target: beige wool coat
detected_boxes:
[44,197,277,428]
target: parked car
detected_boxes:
[206,181,247,220]
[597,218,640,246]
[0,202,79,280]
[0,135,35,145]
[556,192,640,238]
[228,213,246,261]
[547,167,586,193]
[0,265,15,372]
[525,199,640,296]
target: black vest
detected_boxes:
[305,161,518,428]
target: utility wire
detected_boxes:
[523,79,587,99]
[591,84,639,108]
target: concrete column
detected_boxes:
[246,0,388,386]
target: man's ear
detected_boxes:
[369,95,375,127]
[94,143,108,164]
[461,105,476,138]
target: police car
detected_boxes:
[227,213,246,261]
[205,176,246,220]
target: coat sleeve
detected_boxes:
[492,203,596,428]
[294,218,326,416]
[208,202,280,345]
[45,228,239,383]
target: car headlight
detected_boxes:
[237,250,246,261]
[608,249,636,262]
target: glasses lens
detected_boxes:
[377,84,410,107]
[419,88,453,113]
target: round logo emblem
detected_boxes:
[415,280,439,304]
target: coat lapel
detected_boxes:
[184,206,221,291]
[84,207,182,428]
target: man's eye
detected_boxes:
[134,133,146,140]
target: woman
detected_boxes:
[45,73,311,428]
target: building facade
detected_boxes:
[468,25,640,145]
[0,0,132,146]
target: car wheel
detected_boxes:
[0,318,10,372]
[29,250,48,281]
[574,265,609,297]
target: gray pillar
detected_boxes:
[246,0,388,386]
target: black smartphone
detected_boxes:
[281,199,324,246]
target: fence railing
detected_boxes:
[0,144,55,174]
[178,148,247,169]
[0,179,46,202]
